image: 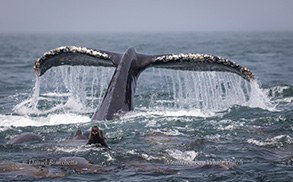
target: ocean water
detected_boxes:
[0,32,292,181]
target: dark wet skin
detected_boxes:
[87,126,108,148]
[71,127,88,140]
[9,127,108,148]
[9,133,42,144]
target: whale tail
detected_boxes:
[34,46,122,76]
[34,46,254,121]
[34,46,254,81]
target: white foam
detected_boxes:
[274,97,293,103]
[53,145,103,153]
[247,138,270,146]
[103,151,115,161]
[122,109,218,120]
[247,135,293,147]
[0,113,90,127]
[150,109,216,117]
[209,119,245,131]
[151,128,187,136]
[141,153,164,161]
[166,149,198,161]
[206,134,221,140]
[126,150,137,155]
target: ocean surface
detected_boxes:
[0,32,292,181]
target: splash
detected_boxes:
[14,66,273,119]
[248,80,275,110]
[14,66,114,116]
[141,69,274,112]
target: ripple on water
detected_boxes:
[247,135,293,148]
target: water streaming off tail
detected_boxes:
[160,70,251,111]
[137,68,273,112]
[14,66,273,116]
[14,66,114,115]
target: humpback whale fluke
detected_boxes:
[34,46,254,121]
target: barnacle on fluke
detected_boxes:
[34,46,110,76]
[154,53,254,80]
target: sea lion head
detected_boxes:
[87,126,108,148]
[90,126,100,136]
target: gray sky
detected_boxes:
[1,0,293,33]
